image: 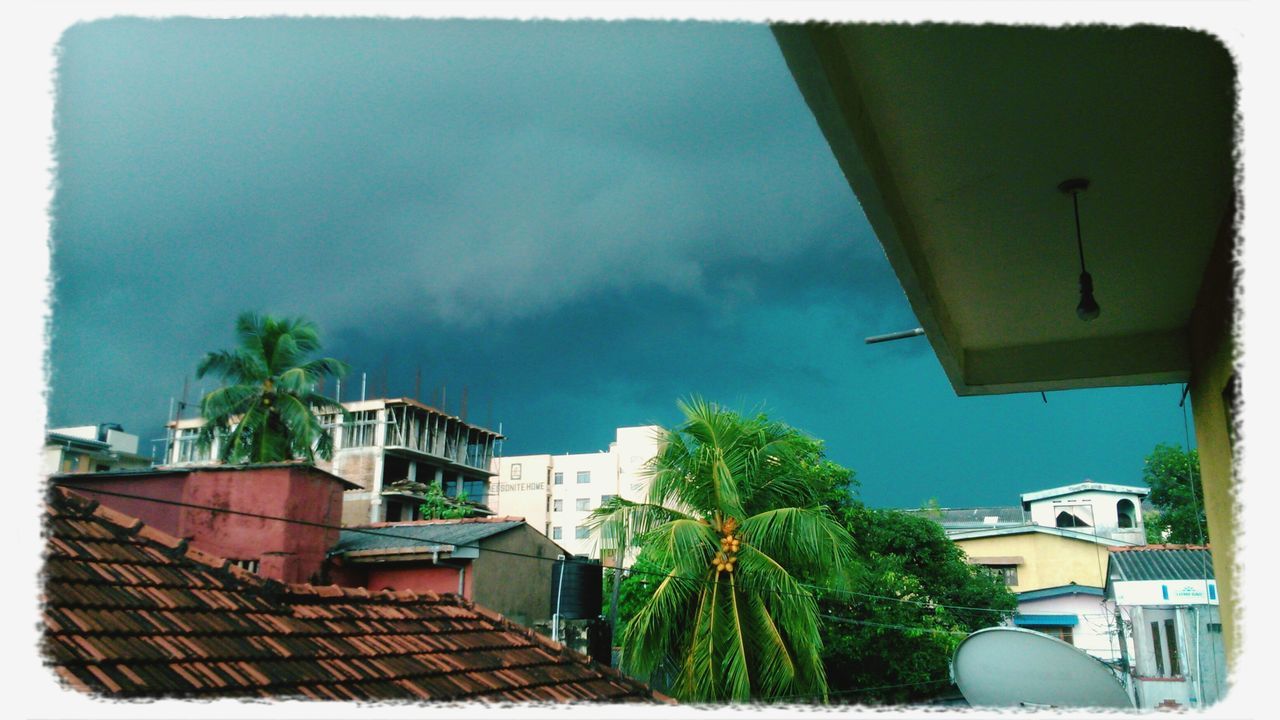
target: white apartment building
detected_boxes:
[488,426,662,561]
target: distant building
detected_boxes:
[43,424,152,475]
[1106,545,1225,710]
[489,426,661,561]
[910,481,1151,665]
[165,397,503,526]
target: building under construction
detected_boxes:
[165,397,503,526]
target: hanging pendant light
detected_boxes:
[1059,178,1100,321]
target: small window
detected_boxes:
[1165,618,1181,676]
[554,472,564,485]
[552,527,563,540]
[575,526,590,539]
[1151,622,1165,676]
[553,499,563,512]
[1037,625,1074,645]
[982,564,1018,586]
[511,463,522,480]
[577,471,591,484]
[1117,499,1137,528]
[1207,622,1223,633]
[576,498,590,511]
[601,494,618,506]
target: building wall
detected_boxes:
[471,525,563,627]
[1025,489,1146,545]
[955,532,1113,593]
[60,466,347,585]
[1017,593,1127,662]
[349,563,472,598]
[1187,204,1237,666]
[1126,603,1225,709]
[488,427,661,559]
[488,455,553,533]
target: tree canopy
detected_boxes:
[1142,443,1207,544]
[196,312,349,463]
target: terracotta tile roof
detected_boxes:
[42,487,663,702]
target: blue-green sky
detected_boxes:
[47,18,1195,508]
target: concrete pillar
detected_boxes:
[1187,202,1237,668]
[369,408,388,524]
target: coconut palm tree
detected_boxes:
[195,312,350,463]
[588,398,856,703]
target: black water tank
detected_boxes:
[550,555,603,620]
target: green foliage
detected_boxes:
[816,502,1017,704]
[588,398,856,703]
[1142,443,1207,544]
[417,483,470,520]
[196,312,350,463]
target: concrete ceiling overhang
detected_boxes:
[773,24,1236,395]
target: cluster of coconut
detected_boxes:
[713,517,742,574]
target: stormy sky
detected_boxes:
[47,17,1196,508]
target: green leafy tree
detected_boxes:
[196,312,349,463]
[588,398,856,703]
[817,503,1017,704]
[1142,443,1207,544]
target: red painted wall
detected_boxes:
[60,465,347,584]
[331,561,474,598]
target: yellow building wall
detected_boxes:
[1188,202,1238,667]
[953,533,1113,593]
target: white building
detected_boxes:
[1021,481,1149,545]
[1106,545,1225,709]
[488,426,662,561]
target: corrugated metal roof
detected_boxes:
[901,505,1025,528]
[332,520,524,555]
[1107,545,1214,582]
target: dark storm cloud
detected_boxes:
[47,17,1192,507]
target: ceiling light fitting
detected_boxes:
[1059,178,1100,321]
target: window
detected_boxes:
[1037,626,1074,644]
[1164,618,1181,676]
[576,498,591,511]
[1150,622,1165,676]
[985,564,1018,586]
[553,499,563,512]
[575,526,590,539]
[601,494,617,506]
[1207,622,1223,633]
[1117,499,1137,528]
[577,471,591,484]
[511,463,522,480]
[554,472,564,485]
[1055,509,1091,528]
[552,527,563,540]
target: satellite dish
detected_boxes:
[952,627,1133,709]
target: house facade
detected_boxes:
[327,517,569,628]
[489,425,661,560]
[166,396,503,526]
[1106,545,1225,709]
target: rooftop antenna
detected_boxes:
[361,372,367,401]
[335,377,342,404]
[414,365,422,401]
[460,386,469,421]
